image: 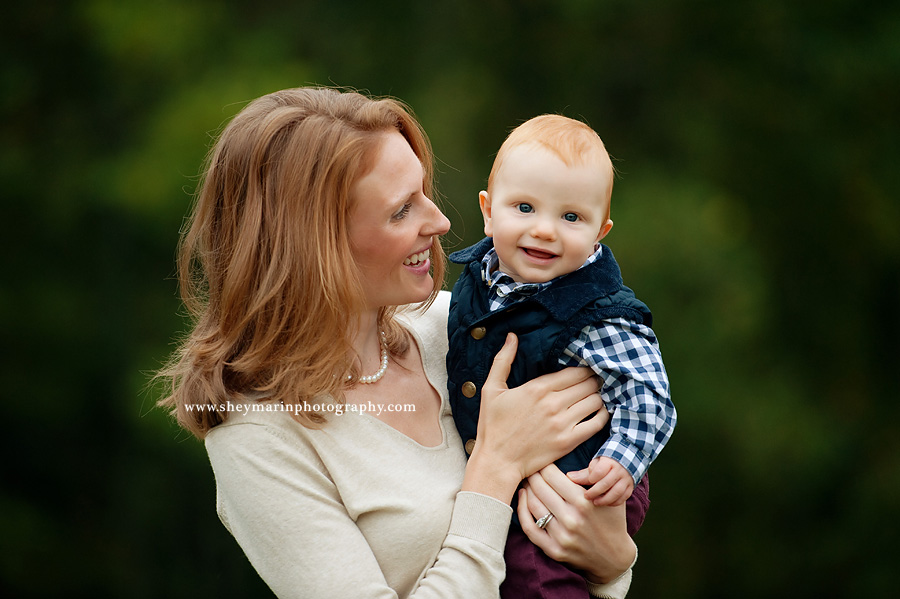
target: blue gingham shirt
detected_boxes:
[481,246,675,484]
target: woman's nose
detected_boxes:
[424,199,451,236]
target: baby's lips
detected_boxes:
[523,247,557,260]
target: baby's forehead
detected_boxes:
[496,147,612,205]
[506,141,611,171]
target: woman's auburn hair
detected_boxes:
[157,87,446,438]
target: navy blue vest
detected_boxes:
[447,237,652,473]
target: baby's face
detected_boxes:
[481,144,613,283]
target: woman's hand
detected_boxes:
[517,465,636,584]
[461,334,606,504]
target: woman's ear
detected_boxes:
[479,191,494,237]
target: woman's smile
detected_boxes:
[403,248,431,267]
[349,131,450,309]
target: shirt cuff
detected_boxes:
[596,436,651,485]
[447,491,514,553]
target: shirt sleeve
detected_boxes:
[561,317,676,483]
[205,420,513,599]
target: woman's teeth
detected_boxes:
[404,249,430,266]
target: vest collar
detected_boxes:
[452,237,625,322]
[449,236,495,264]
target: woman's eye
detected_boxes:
[392,203,412,220]
[563,212,579,222]
[516,203,534,214]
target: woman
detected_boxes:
[158,87,636,598]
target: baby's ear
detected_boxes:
[596,218,613,242]
[479,191,494,237]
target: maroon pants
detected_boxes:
[500,473,649,599]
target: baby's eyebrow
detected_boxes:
[506,191,539,203]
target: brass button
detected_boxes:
[470,326,487,340]
[465,438,476,454]
[461,381,477,398]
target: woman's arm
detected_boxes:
[517,466,636,599]
[206,420,513,599]
[461,333,608,505]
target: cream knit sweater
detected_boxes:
[205,291,631,598]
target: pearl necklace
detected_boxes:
[354,330,388,384]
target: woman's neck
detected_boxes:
[350,312,385,376]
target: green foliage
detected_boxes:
[2,0,897,596]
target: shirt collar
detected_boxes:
[480,244,604,298]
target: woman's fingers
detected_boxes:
[554,385,606,450]
[549,367,596,399]
[523,467,637,583]
[566,387,605,421]
[518,484,563,559]
[520,470,574,538]
[531,464,588,507]
[518,486,550,524]
[571,406,608,441]
[482,333,517,394]
[519,471,580,562]
[477,355,605,487]
[529,377,606,465]
[528,365,595,397]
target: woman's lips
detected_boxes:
[404,248,431,266]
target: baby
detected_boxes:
[446,114,676,598]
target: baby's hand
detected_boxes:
[581,457,634,506]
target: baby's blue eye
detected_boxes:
[563,213,579,222]
[517,203,534,214]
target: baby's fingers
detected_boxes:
[592,480,632,506]
[584,475,616,501]
[566,467,592,486]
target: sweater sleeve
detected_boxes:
[585,547,637,599]
[205,419,513,599]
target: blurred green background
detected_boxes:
[2,1,898,597]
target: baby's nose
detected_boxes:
[531,218,557,240]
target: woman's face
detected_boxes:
[349,131,450,311]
